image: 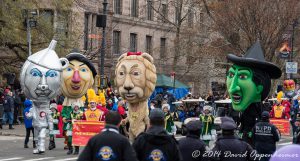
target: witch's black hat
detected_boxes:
[227,41,282,79]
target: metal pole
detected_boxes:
[173,72,176,94]
[290,20,296,79]
[26,11,32,56]
[100,0,108,88]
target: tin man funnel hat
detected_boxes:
[27,40,69,71]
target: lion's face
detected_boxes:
[116,59,146,103]
[115,53,156,104]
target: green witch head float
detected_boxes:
[226,41,282,111]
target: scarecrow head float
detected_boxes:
[20,40,69,102]
[115,52,157,104]
[226,41,282,111]
[61,51,97,99]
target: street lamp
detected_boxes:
[22,9,38,56]
[290,19,298,79]
[96,0,108,88]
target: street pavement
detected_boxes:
[0,125,294,161]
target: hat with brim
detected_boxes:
[227,41,282,79]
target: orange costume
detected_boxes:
[270,92,290,119]
[83,108,104,121]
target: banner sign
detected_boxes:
[286,62,298,74]
[72,120,105,146]
[270,119,290,136]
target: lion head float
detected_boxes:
[115,52,157,104]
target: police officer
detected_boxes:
[211,117,255,161]
[178,120,207,161]
[252,111,280,161]
[77,111,138,161]
[133,108,182,161]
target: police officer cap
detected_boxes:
[149,108,164,120]
[261,111,270,119]
[220,117,237,130]
[186,120,202,131]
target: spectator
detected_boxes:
[211,117,255,161]
[2,90,15,129]
[13,90,22,124]
[23,99,35,148]
[77,111,138,161]
[178,120,206,161]
[133,108,182,161]
[252,111,280,161]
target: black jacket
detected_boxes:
[252,120,280,154]
[3,94,14,112]
[239,102,262,146]
[77,125,138,161]
[211,135,255,161]
[133,125,182,161]
[178,134,206,161]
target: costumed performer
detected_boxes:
[226,41,282,146]
[83,89,104,121]
[162,103,176,135]
[61,50,97,149]
[21,40,69,154]
[64,102,83,155]
[270,91,290,119]
[200,105,215,145]
[49,103,60,150]
[115,52,157,142]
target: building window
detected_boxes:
[161,4,168,22]
[39,9,54,26]
[83,13,98,51]
[146,35,152,54]
[130,33,137,52]
[84,13,89,50]
[114,0,122,15]
[56,10,70,39]
[131,0,138,17]
[113,31,121,55]
[160,38,166,57]
[147,0,153,20]
[188,9,194,27]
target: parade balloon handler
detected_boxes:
[48,103,60,150]
[23,99,35,149]
[21,40,69,154]
[226,41,282,146]
[200,105,215,145]
[116,52,157,142]
[61,50,97,149]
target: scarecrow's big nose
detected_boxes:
[72,70,81,83]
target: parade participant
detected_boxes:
[162,103,176,135]
[83,89,104,121]
[77,111,138,161]
[200,105,214,145]
[61,50,97,149]
[115,52,157,142]
[49,103,60,150]
[23,99,35,148]
[252,111,280,161]
[211,117,255,161]
[133,108,182,161]
[68,102,83,155]
[269,92,290,119]
[178,120,207,161]
[21,40,69,154]
[226,41,282,146]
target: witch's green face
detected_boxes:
[226,65,263,111]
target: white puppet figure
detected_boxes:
[20,40,69,154]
